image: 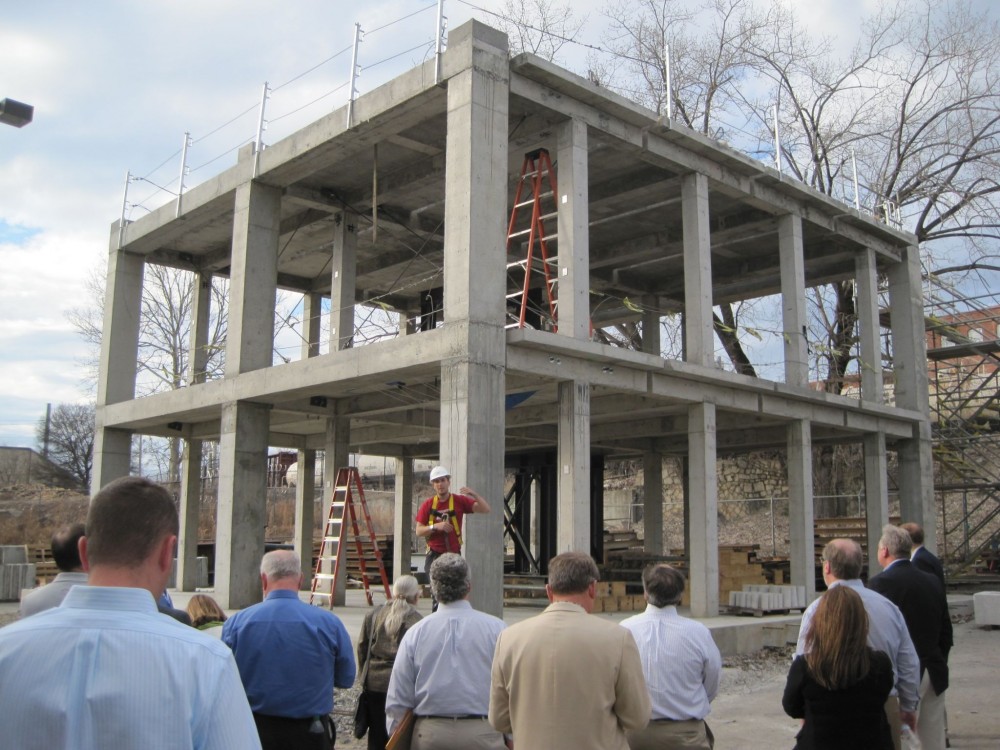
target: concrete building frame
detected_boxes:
[93,22,932,614]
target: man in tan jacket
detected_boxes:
[489,551,651,750]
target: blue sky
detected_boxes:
[0,0,965,448]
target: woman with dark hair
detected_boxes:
[782,585,894,749]
[356,575,422,750]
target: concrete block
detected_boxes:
[973,591,1000,626]
[1,562,35,601]
[0,546,28,565]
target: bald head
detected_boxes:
[822,538,864,581]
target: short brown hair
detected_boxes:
[900,522,924,546]
[186,594,227,628]
[822,539,863,580]
[86,476,178,568]
[547,552,599,595]
[642,563,685,607]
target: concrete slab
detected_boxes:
[973,591,1000,626]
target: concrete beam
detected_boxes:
[779,214,808,387]
[688,403,719,617]
[682,172,713,367]
[557,380,591,553]
[556,118,590,340]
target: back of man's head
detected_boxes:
[880,524,913,560]
[900,522,924,546]
[51,523,86,572]
[547,552,599,595]
[260,549,302,583]
[85,476,178,569]
[429,552,470,604]
[642,563,685,607]
[822,539,863,581]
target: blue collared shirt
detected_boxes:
[796,578,921,711]
[222,589,356,717]
[0,585,260,750]
[385,599,506,733]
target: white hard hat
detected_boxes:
[429,465,450,481]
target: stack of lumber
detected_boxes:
[1,546,36,602]
[813,516,900,563]
[592,580,645,613]
[718,544,767,603]
[602,529,645,563]
[27,544,58,585]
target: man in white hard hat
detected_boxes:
[415,466,491,608]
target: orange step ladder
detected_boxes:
[310,467,391,607]
[506,148,559,331]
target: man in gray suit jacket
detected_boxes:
[489,552,651,750]
[19,523,87,617]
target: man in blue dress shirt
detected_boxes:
[0,475,261,750]
[223,549,356,749]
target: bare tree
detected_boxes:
[36,403,95,489]
[495,0,586,62]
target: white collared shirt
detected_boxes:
[620,603,721,721]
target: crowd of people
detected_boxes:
[0,466,952,750]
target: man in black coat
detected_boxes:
[869,524,952,750]
[902,522,946,586]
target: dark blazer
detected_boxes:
[158,603,193,626]
[782,649,894,750]
[868,559,952,694]
[912,545,945,587]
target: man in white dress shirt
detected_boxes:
[386,553,507,750]
[620,563,721,750]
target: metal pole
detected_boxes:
[253,82,269,178]
[118,170,132,249]
[664,41,672,120]
[347,23,362,128]
[773,105,781,174]
[176,131,191,218]
[434,0,446,84]
[851,148,860,211]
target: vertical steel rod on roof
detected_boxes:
[664,41,672,120]
[347,23,362,128]
[118,170,131,249]
[772,105,781,174]
[851,148,860,211]
[176,131,190,218]
[253,82,269,178]
[435,0,446,83]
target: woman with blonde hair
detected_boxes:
[782,585,893,749]
[356,574,422,749]
[185,594,227,637]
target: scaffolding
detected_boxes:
[924,267,1000,570]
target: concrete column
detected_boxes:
[294,449,316,590]
[855,249,884,403]
[92,241,143,493]
[330,211,358,351]
[393,456,415,581]
[556,380,591,553]
[787,420,816,602]
[641,296,660,356]
[323,416,351,606]
[888,245,935,544]
[643,450,664,555]
[301,292,322,359]
[226,180,279,375]
[556,118,590,340]
[864,432,890,575]
[688,403,718,617]
[438,21,509,617]
[176,438,202,591]
[189,272,212,384]
[440,360,506,615]
[682,172,713,367]
[215,401,269,609]
[779,214,808,387]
